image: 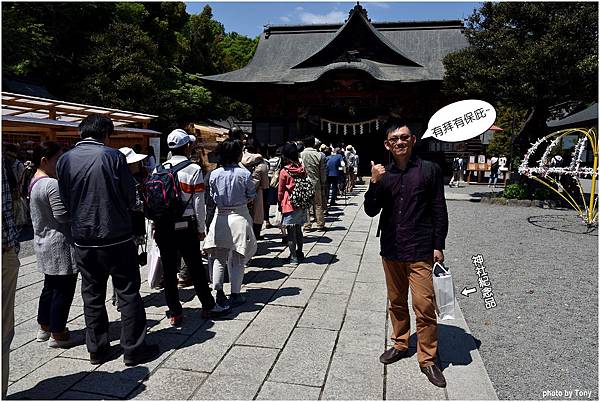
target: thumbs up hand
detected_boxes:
[370,161,386,184]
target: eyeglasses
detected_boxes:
[386,134,411,144]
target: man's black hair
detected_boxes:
[32,141,62,167]
[382,117,410,139]
[217,138,243,165]
[303,136,316,148]
[170,145,188,156]
[245,137,262,154]
[282,142,299,162]
[79,114,114,141]
[228,127,245,141]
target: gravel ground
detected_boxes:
[445,200,598,400]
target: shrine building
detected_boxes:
[201,4,469,174]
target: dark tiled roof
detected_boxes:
[201,6,467,85]
[2,78,56,99]
[547,103,598,128]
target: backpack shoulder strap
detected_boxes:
[28,176,50,197]
[160,159,192,174]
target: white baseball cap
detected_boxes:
[167,129,196,149]
[119,147,147,164]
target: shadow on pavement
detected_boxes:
[527,214,598,235]
[7,367,148,400]
[436,323,482,370]
[303,252,337,265]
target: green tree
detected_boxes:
[2,4,52,77]
[443,2,598,153]
[183,5,226,75]
[220,32,259,71]
[74,21,162,112]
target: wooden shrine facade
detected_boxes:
[201,4,469,174]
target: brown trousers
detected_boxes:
[382,257,437,367]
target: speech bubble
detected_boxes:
[422,99,496,143]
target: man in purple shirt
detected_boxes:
[364,118,448,388]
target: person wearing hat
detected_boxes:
[152,129,230,327]
[56,114,158,366]
[345,145,358,192]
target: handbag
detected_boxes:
[147,244,163,289]
[432,262,456,320]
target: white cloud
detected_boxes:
[369,2,391,9]
[280,16,291,22]
[295,6,304,11]
[298,10,345,24]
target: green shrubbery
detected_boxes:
[501,183,553,200]
[501,184,529,200]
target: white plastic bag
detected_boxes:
[147,244,163,289]
[432,262,456,320]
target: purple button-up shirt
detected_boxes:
[364,158,448,262]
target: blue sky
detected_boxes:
[185,2,482,37]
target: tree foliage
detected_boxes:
[1,2,258,132]
[443,2,598,111]
[443,2,598,163]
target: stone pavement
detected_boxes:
[6,184,497,400]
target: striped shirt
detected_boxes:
[159,155,206,233]
[2,167,19,253]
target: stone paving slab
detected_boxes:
[236,304,302,349]
[7,357,93,399]
[161,319,248,373]
[256,381,322,400]
[314,269,356,296]
[289,262,328,280]
[8,185,499,400]
[131,368,207,400]
[9,335,64,382]
[347,280,388,312]
[59,390,118,399]
[386,354,448,400]
[270,277,319,308]
[296,291,349,331]
[268,327,338,387]
[322,351,384,400]
[336,308,387,357]
[192,345,279,400]
[72,332,187,398]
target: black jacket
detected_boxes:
[364,158,448,261]
[57,139,136,245]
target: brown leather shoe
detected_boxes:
[420,364,447,388]
[379,347,409,364]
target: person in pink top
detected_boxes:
[277,143,308,264]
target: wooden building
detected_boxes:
[201,4,469,174]
[2,92,161,152]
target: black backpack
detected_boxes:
[452,158,460,170]
[143,160,192,223]
[285,167,314,210]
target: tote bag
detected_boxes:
[147,244,163,289]
[432,262,456,320]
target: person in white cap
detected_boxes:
[152,129,230,326]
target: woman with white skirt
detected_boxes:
[203,139,257,307]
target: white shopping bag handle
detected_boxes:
[433,262,449,276]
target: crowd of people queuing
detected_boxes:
[0,114,361,396]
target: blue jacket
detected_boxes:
[326,154,343,177]
[57,139,137,245]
